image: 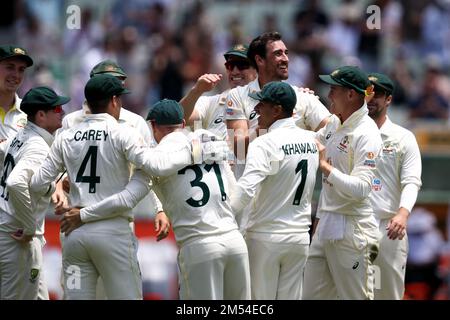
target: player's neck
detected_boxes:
[0,92,16,112]
[374,115,387,129]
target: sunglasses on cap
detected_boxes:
[224,60,251,71]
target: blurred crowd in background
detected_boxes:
[1,0,450,299]
[1,0,449,123]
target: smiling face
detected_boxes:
[0,58,27,95]
[259,40,289,81]
[225,56,257,88]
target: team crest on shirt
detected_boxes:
[382,142,396,154]
[30,268,39,283]
[337,135,349,153]
[17,118,27,128]
[372,178,382,191]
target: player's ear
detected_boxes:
[181,119,186,129]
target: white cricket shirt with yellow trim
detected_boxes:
[370,117,422,220]
[225,78,330,131]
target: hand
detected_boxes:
[315,139,332,176]
[10,229,33,243]
[154,211,171,242]
[190,131,230,164]
[193,74,223,94]
[386,207,409,240]
[52,182,68,211]
[62,176,70,193]
[60,208,84,236]
[55,204,71,216]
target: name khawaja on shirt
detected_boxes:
[282,142,317,156]
[74,130,109,141]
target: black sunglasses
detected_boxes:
[225,60,251,71]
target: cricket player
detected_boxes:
[367,73,422,299]
[225,32,330,173]
[0,45,33,141]
[148,99,250,300]
[230,82,319,299]
[61,60,163,219]
[303,66,382,300]
[29,75,228,299]
[180,44,257,140]
[0,86,69,299]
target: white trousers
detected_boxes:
[303,216,380,300]
[373,218,408,300]
[0,232,48,299]
[178,230,250,300]
[246,237,309,300]
[61,219,142,300]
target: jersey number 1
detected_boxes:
[293,159,308,206]
[76,146,100,193]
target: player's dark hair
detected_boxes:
[247,31,283,72]
[87,97,111,114]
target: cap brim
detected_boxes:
[94,71,127,78]
[224,52,248,60]
[318,75,342,86]
[119,88,131,95]
[1,54,34,67]
[55,96,71,106]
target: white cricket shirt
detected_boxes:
[0,122,54,236]
[370,117,422,219]
[316,103,383,217]
[225,78,330,131]
[152,131,238,246]
[231,117,319,244]
[193,90,229,140]
[0,94,27,140]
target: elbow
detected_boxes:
[354,182,372,200]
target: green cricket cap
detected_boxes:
[90,60,127,79]
[249,81,297,112]
[368,72,394,95]
[20,86,70,114]
[84,74,131,101]
[0,45,33,67]
[224,44,249,60]
[146,99,184,125]
[319,66,371,95]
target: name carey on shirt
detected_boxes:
[282,142,317,156]
[74,130,109,141]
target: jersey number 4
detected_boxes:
[0,153,15,201]
[293,159,308,206]
[76,146,100,193]
[178,163,226,207]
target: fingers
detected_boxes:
[154,218,161,232]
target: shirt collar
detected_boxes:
[379,116,393,135]
[341,102,368,127]
[27,121,55,146]
[268,117,296,132]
